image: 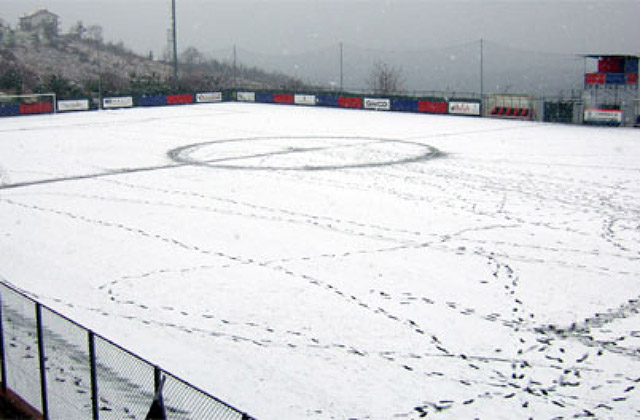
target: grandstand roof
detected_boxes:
[581,54,640,59]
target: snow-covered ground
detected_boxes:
[1,103,639,419]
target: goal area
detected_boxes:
[0,93,57,116]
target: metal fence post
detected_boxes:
[153,366,162,394]
[148,366,167,420]
[0,292,7,393]
[88,331,99,420]
[35,303,49,420]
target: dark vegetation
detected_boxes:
[0,17,305,99]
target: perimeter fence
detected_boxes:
[0,280,253,420]
[209,41,587,96]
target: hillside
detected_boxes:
[0,17,304,98]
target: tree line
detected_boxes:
[1,17,404,101]
[0,19,306,100]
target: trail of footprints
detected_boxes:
[407,254,640,418]
[14,193,638,417]
[4,176,640,418]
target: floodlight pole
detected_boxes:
[339,42,344,92]
[480,38,484,102]
[233,44,237,89]
[171,0,179,92]
[97,41,103,109]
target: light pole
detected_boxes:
[92,30,103,109]
[98,46,102,109]
[171,0,178,91]
[340,42,344,92]
[233,44,237,89]
[480,38,484,102]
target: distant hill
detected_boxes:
[0,12,305,99]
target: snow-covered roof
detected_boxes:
[21,9,59,20]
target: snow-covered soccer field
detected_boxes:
[1,103,639,419]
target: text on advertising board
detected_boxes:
[196,92,223,103]
[237,92,256,102]
[449,101,481,116]
[584,108,623,123]
[294,95,317,106]
[103,97,134,109]
[57,99,90,112]
[364,98,391,111]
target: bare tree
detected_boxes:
[180,46,205,67]
[69,21,86,39]
[86,25,103,43]
[368,61,404,95]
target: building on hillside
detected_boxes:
[0,20,16,47]
[19,9,59,41]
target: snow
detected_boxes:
[1,103,639,419]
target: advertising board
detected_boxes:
[167,94,193,105]
[237,92,256,102]
[418,101,447,114]
[19,102,52,115]
[103,97,134,109]
[391,99,418,112]
[364,98,391,111]
[273,93,294,104]
[584,108,623,124]
[0,104,20,117]
[196,92,223,103]
[338,96,362,109]
[449,101,481,116]
[57,99,90,112]
[316,95,339,107]
[140,95,167,107]
[294,94,317,106]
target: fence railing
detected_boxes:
[0,280,254,420]
[3,87,639,126]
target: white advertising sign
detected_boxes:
[294,94,317,106]
[449,101,481,116]
[57,99,89,112]
[584,108,623,123]
[196,92,223,103]
[364,98,391,111]
[103,97,134,109]
[237,92,256,102]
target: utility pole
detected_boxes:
[92,31,103,109]
[233,44,237,89]
[97,44,102,109]
[339,42,344,92]
[171,0,178,92]
[480,38,484,101]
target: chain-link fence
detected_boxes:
[0,281,253,420]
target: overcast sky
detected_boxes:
[2,0,639,58]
